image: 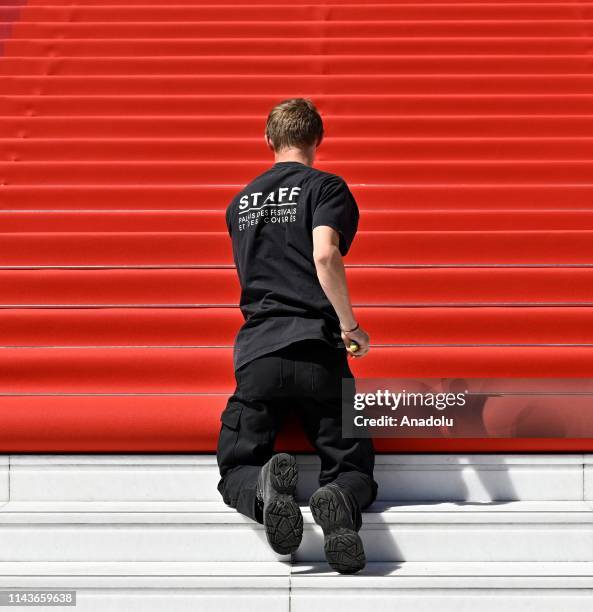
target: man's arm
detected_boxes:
[313,225,370,357]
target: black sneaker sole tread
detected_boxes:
[263,453,303,555]
[310,486,366,574]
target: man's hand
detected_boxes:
[341,325,370,358]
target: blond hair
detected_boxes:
[265,98,324,152]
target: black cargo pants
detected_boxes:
[216,338,378,525]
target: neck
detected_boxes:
[274,147,314,166]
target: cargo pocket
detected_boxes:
[217,400,244,472]
[220,400,243,430]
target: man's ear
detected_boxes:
[264,135,275,151]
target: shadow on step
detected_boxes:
[291,562,406,576]
[374,453,520,504]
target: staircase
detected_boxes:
[2,0,593,609]
[0,454,593,610]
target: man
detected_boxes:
[216,98,378,574]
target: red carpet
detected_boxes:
[1,0,593,451]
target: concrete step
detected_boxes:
[6,454,592,503]
[298,500,593,562]
[0,500,592,563]
[0,561,290,612]
[0,500,288,563]
[291,562,593,612]
[0,561,592,612]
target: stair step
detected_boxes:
[0,500,591,562]
[4,93,593,115]
[298,501,593,562]
[6,136,593,162]
[3,116,592,139]
[0,230,592,266]
[9,4,593,22]
[6,454,588,503]
[1,560,592,612]
[1,184,592,210]
[11,19,593,38]
[1,306,593,345]
[1,55,590,76]
[8,37,593,56]
[1,346,593,394]
[5,210,593,232]
[3,160,593,186]
[2,267,593,305]
[0,500,287,562]
[1,393,593,453]
[0,559,289,578]
[291,562,593,612]
[0,560,289,612]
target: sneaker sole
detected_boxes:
[263,453,303,555]
[309,486,366,574]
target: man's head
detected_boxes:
[265,98,324,165]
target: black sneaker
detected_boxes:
[256,453,303,555]
[309,482,366,574]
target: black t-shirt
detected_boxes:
[226,160,360,372]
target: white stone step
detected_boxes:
[5,453,592,502]
[0,561,290,612]
[291,562,593,612]
[0,500,289,562]
[0,561,592,612]
[297,500,593,562]
[0,500,592,562]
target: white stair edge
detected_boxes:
[8,455,586,466]
[0,561,290,577]
[0,560,591,589]
[0,500,592,524]
[0,560,591,580]
[290,564,593,612]
[3,453,592,502]
[292,561,593,588]
[0,560,290,588]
